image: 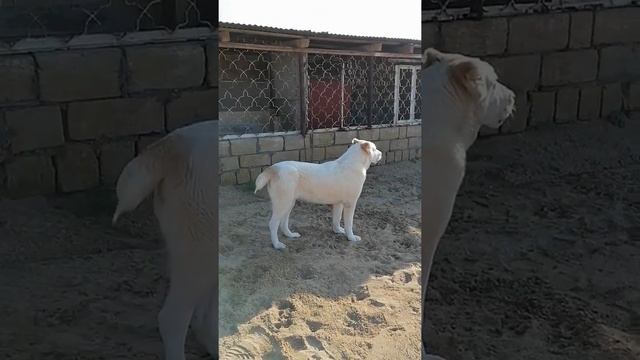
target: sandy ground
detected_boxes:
[426,117,640,360]
[218,161,422,359]
[0,118,637,360]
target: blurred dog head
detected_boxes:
[423,48,515,129]
[351,138,383,165]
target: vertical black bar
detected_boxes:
[196,0,219,27]
[367,56,374,128]
[162,0,177,29]
[299,52,308,135]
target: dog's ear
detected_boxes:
[422,48,444,68]
[352,138,361,144]
[448,59,482,100]
[360,141,372,154]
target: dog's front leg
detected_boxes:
[332,204,345,234]
[343,203,361,242]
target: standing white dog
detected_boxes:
[254,138,382,249]
[421,48,515,359]
[112,121,218,360]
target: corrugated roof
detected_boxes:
[219,21,420,43]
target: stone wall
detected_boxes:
[0,28,218,198]
[218,123,422,186]
[423,6,640,136]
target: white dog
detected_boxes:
[421,48,515,358]
[112,121,217,360]
[254,138,382,249]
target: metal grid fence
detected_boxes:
[422,0,636,20]
[218,47,422,136]
[0,0,216,42]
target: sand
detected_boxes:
[0,117,638,360]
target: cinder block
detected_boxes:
[593,8,640,45]
[206,41,218,87]
[230,138,257,155]
[541,50,598,86]
[508,14,569,54]
[37,49,121,101]
[406,125,421,137]
[258,136,284,152]
[304,147,325,162]
[284,134,305,150]
[240,153,270,168]
[598,46,640,82]
[250,167,261,183]
[335,130,359,144]
[0,55,36,103]
[394,151,402,162]
[272,150,299,163]
[530,91,556,126]
[402,150,409,161]
[220,172,236,186]
[555,87,579,123]
[6,106,64,153]
[489,55,540,90]
[398,126,407,139]
[358,128,380,141]
[220,157,239,172]
[601,83,623,117]
[100,141,135,185]
[501,91,529,133]
[408,137,421,149]
[312,132,334,146]
[137,135,164,154]
[126,44,205,91]
[236,169,251,184]
[442,18,508,56]
[166,89,218,131]
[67,98,164,140]
[376,140,390,152]
[379,127,399,140]
[629,82,640,110]
[570,12,593,49]
[219,140,230,157]
[6,155,55,197]
[578,85,602,121]
[55,143,99,192]
[325,145,348,159]
[390,138,408,151]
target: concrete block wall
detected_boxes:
[0,28,218,198]
[423,6,640,136]
[219,123,422,186]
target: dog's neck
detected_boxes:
[336,144,371,171]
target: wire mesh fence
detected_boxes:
[218,46,422,136]
[0,0,216,42]
[422,0,635,20]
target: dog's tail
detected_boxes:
[112,135,178,225]
[254,167,274,194]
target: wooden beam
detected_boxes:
[351,42,383,52]
[219,30,231,42]
[219,41,422,59]
[283,38,310,48]
[386,43,415,54]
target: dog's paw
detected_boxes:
[273,242,287,250]
[333,226,345,234]
[285,232,301,238]
[347,235,361,242]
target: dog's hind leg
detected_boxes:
[332,204,345,234]
[158,283,196,360]
[280,201,301,239]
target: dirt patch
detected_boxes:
[426,118,640,360]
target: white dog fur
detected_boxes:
[112,120,217,360]
[254,138,382,249]
[421,48,515,358]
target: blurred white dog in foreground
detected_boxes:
[254,138,382,249]
[421,48,515,359]
[112,121,217,360]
